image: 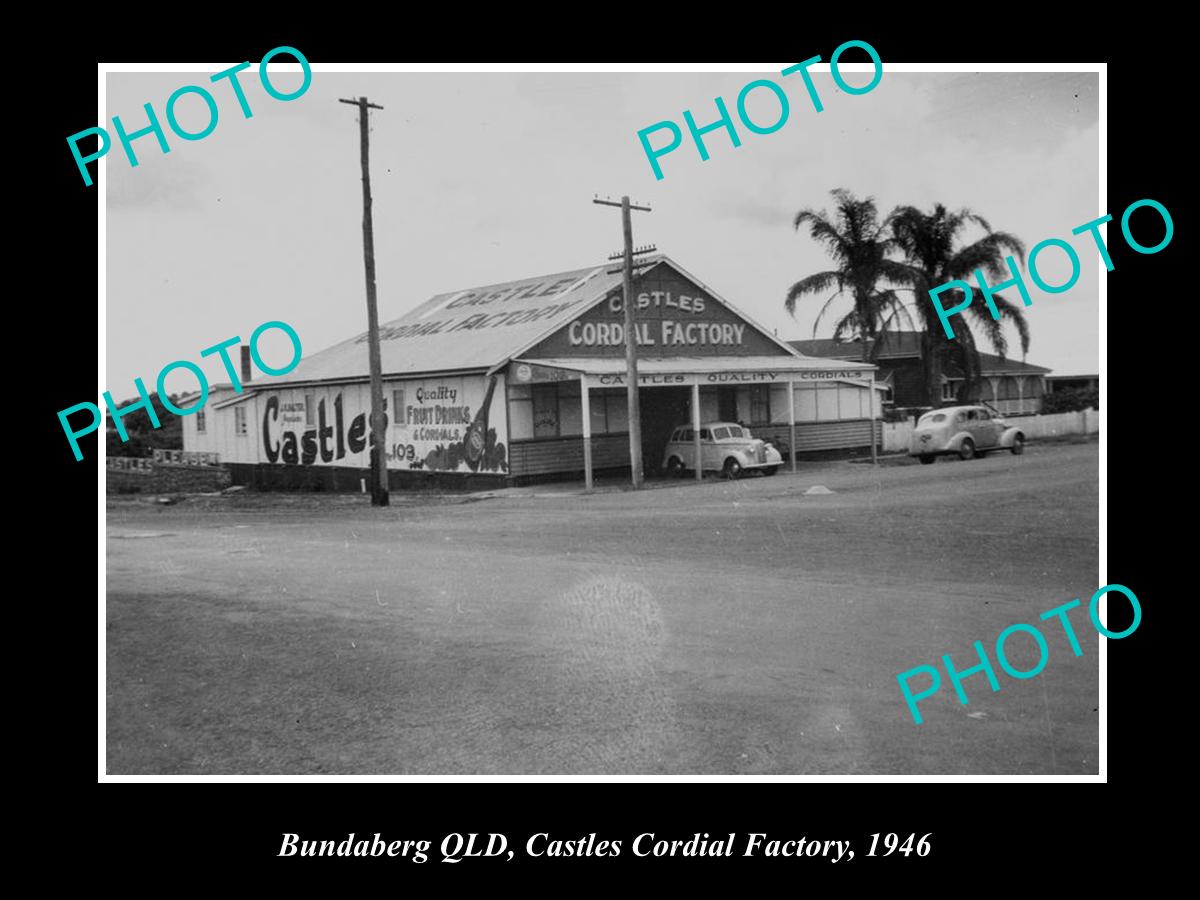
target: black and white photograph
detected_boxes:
[97,60,1108,778]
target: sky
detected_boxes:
[105,68,1101,396]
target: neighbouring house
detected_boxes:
[1046,374,1099,394]
[790,331,1052,416]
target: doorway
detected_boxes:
[638,386,692,478]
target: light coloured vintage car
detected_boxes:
[910,405,1026,464]
[662,422,783,478]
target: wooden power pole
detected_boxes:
[339,96,389,507]
[594,195,652,489]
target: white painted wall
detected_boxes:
[881,408,1100,453]
[186,375,509,475]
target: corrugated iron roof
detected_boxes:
[270,255,808,386]
[273,263,626,385]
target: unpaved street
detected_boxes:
[106,440,1100,774]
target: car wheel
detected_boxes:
[1011,435,1025,455]
[666,456,685,477]
[763,465,780,476]
[919,455,936,465]
[959,438,976,461]
[723,458,742,480]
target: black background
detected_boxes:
[37,11,1172,886]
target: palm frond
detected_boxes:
[971,293,1031,357]
[811,290,846,335]
[946,232,1028,282]
[785,270,841,316]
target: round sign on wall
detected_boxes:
[517,364,532,381]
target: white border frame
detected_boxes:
[98,61,1107,784]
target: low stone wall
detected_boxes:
[226,463,507,493]
[106,459,231,494]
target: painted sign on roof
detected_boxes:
[270,256,800,385]
[526,266,786,359]
[274,264,624,384]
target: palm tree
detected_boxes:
[787,189,908,362]
[888,204,1031,408]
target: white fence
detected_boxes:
[881,408,1099,453]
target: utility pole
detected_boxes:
[594,195,652,489]
[339,96,389,507]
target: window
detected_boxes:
[508,384,534,439]
[532,385,559,438]
[749,385,770,424]
[727,426,745,438]
[510,383,631,440]
[699,428,711,440]
[713,426,730,440]
[682,429,694,442]
[393,389,405,425]
[942,380,958,401]
[234,406,248,436]
[305,394,314,426]
[196,409,206,433]
[967,410,978,421]
[604,393,628,432]
[816,386,838,420]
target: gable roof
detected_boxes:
[273,256,802,385]
[791,332,1051,375]
[973,352,1051,375]
[790,333,922,360]
[272,263,623,385]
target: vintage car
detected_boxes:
[909,405,1026,464]
[662,422,783,478]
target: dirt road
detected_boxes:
[106,440,1100,774]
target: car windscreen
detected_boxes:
[726,426,745,438]
[712,427,730,439]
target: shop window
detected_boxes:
[589,398,608,435]
[508,384,533,440]
[749,385,770,424]
[605,393,628,433]
[838,384,862,419]
[234,406,248,436]
[769,385,789,423]
[795,385,817,421]
[816,386,838,420]
[196,409,206,433]
[532,384,559,438]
